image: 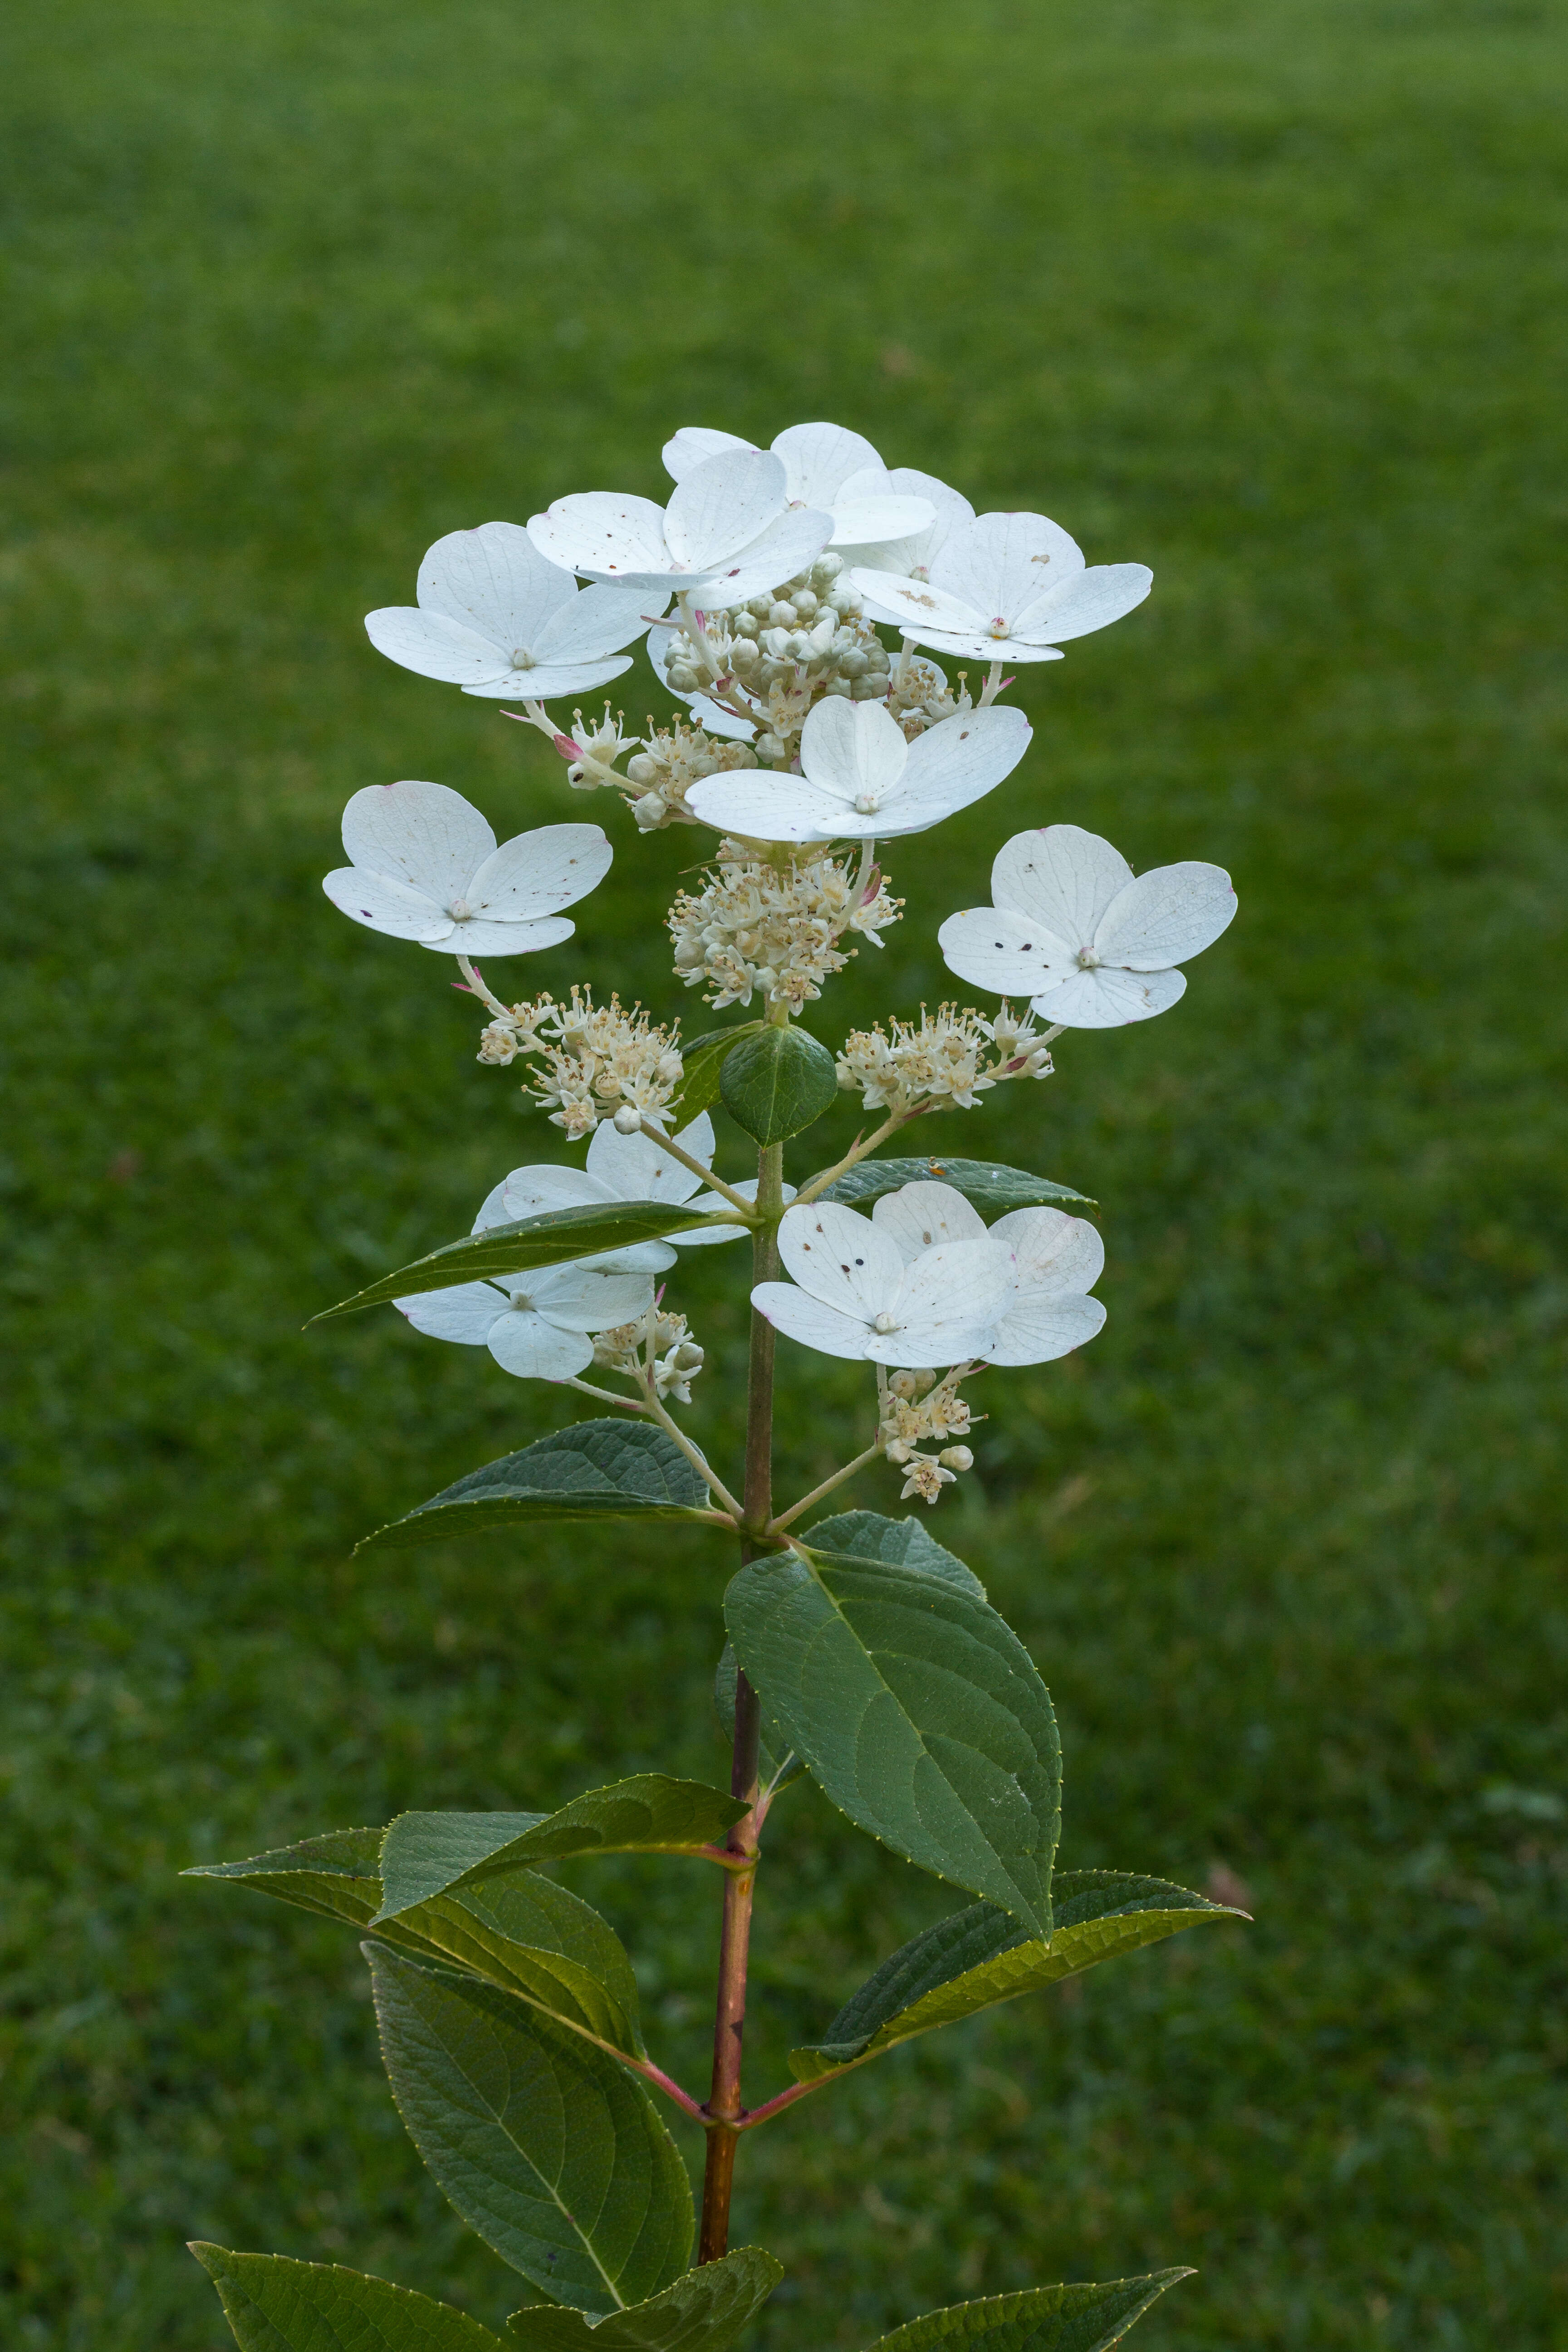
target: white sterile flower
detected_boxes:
[476,1112,790,1257]
[853,511,1152,663]
[685,696,1031,844]
[364,522,657,701]
[323,781,611,956]
[871,1181,1105,1365]
[939,823,1238,1028]
[662,422,935,551]
[831,466,975,580]
[395,1262,654,1383]
[751,1201,1013,1368]
[527,449,833,605]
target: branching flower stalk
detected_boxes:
[189,419,1251,2352]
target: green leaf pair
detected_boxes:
[355,1422,729,1555]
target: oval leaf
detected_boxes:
[669,1022,768,1121]
[184,1827,385,1929]
[506,2246,784,2352]
[725,1546,1060,1932]
[189,2244,505,2352]
[860,2273,1191,2352]
[789,1869,1247,2082]
[805,1510,985,1598]
[314,1202,727,1322]
[818,1157,1095,1212]
[719,1024,838,1144]
[368,1947,692,2313]
[356,1422,727,1556]
[391,1873,648,2057]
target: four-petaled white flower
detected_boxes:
[323,781,611,957]
[686,696,1030,843]
[939,823,1237,1028]
[527,449,835,606]
[872,1181,1105,1364]
[831,466,975,580]
[662,421,935,552]
[752,1201,1014,1368]
[473,1111,794,1266]
[365,522,658,700]
[853,512,1152,664]
[396,1259,655,1383]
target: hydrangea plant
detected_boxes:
[189,419,1245,2352]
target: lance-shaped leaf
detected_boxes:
[377,1777,748,1921]
[789,1868,1247,2083]
[356,1422,725,1556]
[390,1873,648,2058]
[184,1827,385,1930]
[507,2245,783,2352]
[818,1157,1095,1213]
[668,1022,768,1121]
[190,2244,506,2352]
[860,2272,1191,2352]
[725,1546,1060,1932]
[314,1202,724,1320]
[719,1024,838,1145]
[805,1511,985,1598]
[369,1948,693,2314]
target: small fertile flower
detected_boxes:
[364,523,657,700]
[396,1262,654,1382]
[479,1111,784,1255]
[853,511,1152,663]
[527,449,834,606]
[323,782,611,957]
[871,1181,1105,1364]
[751,1202,1013,1369]
[662,422,934,551]
[939,823,1237,1028]
[835,1000,1053,1117]
[668,843,901,1011]
[686,696,1030,843]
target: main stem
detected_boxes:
[697,1139,784,2262]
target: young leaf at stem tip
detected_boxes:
[667,1021,768,1121]
[355,1421,726,1555]
[719,1024,839,1144]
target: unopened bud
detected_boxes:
[626,753,660,785]
[938,1446,974,1472]
[613,1105,643,1133]
[632,790,668,828]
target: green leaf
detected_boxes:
[725,1547,1060,1932]
[389,1874,648,2058]
[818,1157,1095,1213]
[789,1869,1246,2082]
[314,1203,726,1321]
[189,2244,505,2352]
[859,2272,1191,2352]
[369,1948,693,2314]
[805,1511,985,1598]
[669,1022,768,1121]
[377,1776,748,1920]
[356,1422,726,1556]
[719,1024,838,1145]
[183,1828,385,1930]
[712,1643,804,1795]
[507,2246,783,2352]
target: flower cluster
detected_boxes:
[476,986,684,1137]
[836,1001,1054,1118]
[593,1306,706,1402]
[669,847,902,1012]
[878,1367,980,1505]
[617,721,762,832]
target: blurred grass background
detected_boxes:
[2,0,1565,2345]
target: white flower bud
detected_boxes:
[823,676,853,698]
[849,676,882,700]
[626,752,660,785]
[613,1104,643,1133]
[768,600,798,628]
[938,1446,974,1472]
[791,588,819,620]
[731,610,760,638]
[730,636,760,670]
[838,650,868,678]
[811,553,844,586]
[667,662,699,692]
[756,731,788,762]
[827,583,862,616]
[632,790,669,828]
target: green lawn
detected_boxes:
[2,1,1565,2345]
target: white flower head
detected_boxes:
[662,422,935,552]
[396,1262,654,1383]
[479,1112,789,1256]
[686,696,1031,843]
[871,1181,1105,1365]
[751,1201,1013,1368]
[853,511,1152,663]
[939,823,1237,1028]
[323,782,611,957]
[365,522,658,701]
[528,449,834,605]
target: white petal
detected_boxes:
[684,774,848,843]
[397,1281,506,1343]
[460,654,633,702]
[696,505,834,605]
[834,468,975,578]
[532,581,664,664]
[987,1291,1106,1367]
[663,450,787,571]
[872,1182,987,1260]
[663,426,756,483]
[799,695,908,807]
[750,1282,871,1360]
[416,521,574,652]
[522,1264,655,1331]
[1092,862,1237,970]
[676,1176,796,1247]
[991,824,1134,946]
[485,1309,594,1381]
[1013,563,1153,645]
[990,1206,1105,1294]
[498,1166,615,1222]
[323,866,450,942]
[364,607,512,686]
[1029,965,1188,1028]
[777,1201,905,1318]
[421,914,575,958]
[892,705,1031,825]
[585,1112,712,1204]
[826,495,936,549]
[466,823,612,923]
[864,1239,1014,1367]
[931,513,1086,631]
[527,494,675,583]
[880,627,1064,665]
[340,779,495,902]
[771,421,882,506]
[937,904,1079,997]
[850,567,985,641]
